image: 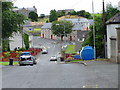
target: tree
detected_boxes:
[57,10,66,17]
[23,33,29,49]
[76,10,92,19]
[68,11,77,15]
[105,3,119,20]
[2,2,26,51]
[51,20,73,41]
[40,14,45,18]
[28,11,38,21]
[49,9,58,22]
[82,3,119,58]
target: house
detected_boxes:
[41,17,92,41]
[13,6,37,17]
[106,12,120,63]
[41,22,85,41]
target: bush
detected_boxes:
[4,52,11,58]
[23,33,29,49]
[19,48,26,51]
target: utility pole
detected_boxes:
[102,0,107,58]
[92,0,96,59]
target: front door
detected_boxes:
[70,36,72,41]
[110,39,117,63]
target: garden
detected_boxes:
[0,48,41,65]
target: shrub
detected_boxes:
[4,52,11,58]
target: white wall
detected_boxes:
[9,32,23,50]
[107,24,120,58]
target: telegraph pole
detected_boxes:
[102,0,107,58]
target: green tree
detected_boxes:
[28,11,38,21]
[51,20,73,41]
[105,3,119,20]
[40,14,45,18]
[49,9,58,22]
[2,2,26,51]
[68,11,77,15]
[57,10,66,17]
[77,10,92,19]
[82,3,119,57]
[23,33,29,49]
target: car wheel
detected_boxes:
[30,64,33,66]
[19,64,23,66]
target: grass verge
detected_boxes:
[0,62,18,65]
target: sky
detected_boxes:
[13,0,120,15]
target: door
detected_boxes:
[110,39,117,63]
[51,35,53,39]
[70,36,72,41]
[42,34,44,38]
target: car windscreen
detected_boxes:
[20,52,31,56]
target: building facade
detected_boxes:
[106,12,120,63]
[41,17,92,41]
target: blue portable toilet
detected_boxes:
[73,55,81,59]
[80,46,94,60]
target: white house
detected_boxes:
[106,12,120,63]
[9,32,23,50]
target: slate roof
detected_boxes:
[41,23,52,29]
[72,24,82,30]
[41,23,82,30]
[106,12,120,24]
[62,18,89,23]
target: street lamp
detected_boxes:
[92,0,96,59]
[56,24,66,41]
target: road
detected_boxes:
[2,36,118,88]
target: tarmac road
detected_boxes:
[2,37,118,88]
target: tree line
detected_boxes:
[49,9,92,22]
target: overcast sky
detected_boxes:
[13,0,120,15]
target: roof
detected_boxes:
[65,45,76,54]
[72,24,82,30]
[106,12,120,24]
[41,23,52,29]
[62,18,89,23]
[41,23,82,30]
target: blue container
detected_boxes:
[73,55,81,59]
[80,46,94,60]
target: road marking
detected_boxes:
[83,85,99,88]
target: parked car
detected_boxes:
[50,56,57,61]
[19,52,37,65]
[42,49,48,54]
[20,52,31,56]
[19,55,34,66]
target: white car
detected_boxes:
[42,49,48,54]
[19,55,34,66]
[50,56,57,61]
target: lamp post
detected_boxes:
[92,0,96,59]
